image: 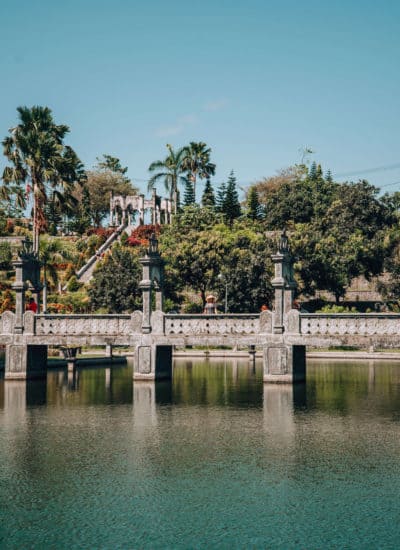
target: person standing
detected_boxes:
[26,297,38,313]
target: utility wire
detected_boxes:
[335,162,400,178]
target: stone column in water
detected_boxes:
[265,230,306,383]
[135,234,172,380]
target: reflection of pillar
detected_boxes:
[368,361,375,391]
[4,381,28,420]
[67,366,79,390]
[263,384,295,441]
[3,379,47,418]
[105,367,111,390]
[133,382,157,426]
[232,359,238,380]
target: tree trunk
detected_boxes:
[42,266,47,313]
[33,184,39,254]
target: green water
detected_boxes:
[1,359,400,549]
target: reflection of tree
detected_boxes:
[172,360,263,407]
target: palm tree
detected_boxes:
[181,141,216,203]
[148,144,187,214]
[1,106,84,253]
[39,237,76,312]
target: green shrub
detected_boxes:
[0,242,12,269]
[66,275,82,292]
[183,301,203,313]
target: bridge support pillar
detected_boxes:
[263,344,306,383]
[5,344,47,380]
[133,344,172,381]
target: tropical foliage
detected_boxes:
[148,144,187,213]
[1,106,84,251]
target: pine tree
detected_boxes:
[325,169,333,183]
[183,179,195,206]
[223,170,241,225]
[44,200,62,236]
[216,182,227,212]
[309,161,317,180]
[247,187,263,220]
[201,179,216,208]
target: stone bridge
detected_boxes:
[3,232,400,383]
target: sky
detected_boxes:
[1,0,400,199]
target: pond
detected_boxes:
[1,358,400,549]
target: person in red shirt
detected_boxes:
[26,297,38,313]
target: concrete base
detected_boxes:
[263,344,306,383]
[5,344,48,380]
[133,344,172,380]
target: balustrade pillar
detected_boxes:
[12,259,26,334]
[139,258,152,333]
[271,254,285,334]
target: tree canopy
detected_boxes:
[1,105,84,251]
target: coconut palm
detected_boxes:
[1,106,84,253]
[181,142,216,202]
[39,237,76,312]
[148,144,187,214]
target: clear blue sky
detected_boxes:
[1,0,400,198]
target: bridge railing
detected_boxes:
[35,314,141,336]
[0,311,143,337]
[164,314,261,336]
[300,313,400,336]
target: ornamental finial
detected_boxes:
[278,228,289,254]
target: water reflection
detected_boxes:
[1,379,47,413]
[1,359,400,549]
[45,362,134,407]
[172,358,262,407]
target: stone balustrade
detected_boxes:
[0,311,143,337]
[300,313,400,336]
[164,314,261,336]
[36,314,134,336]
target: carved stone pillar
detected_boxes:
[263,344,306,383]
[271,230,297,333]
[151,188,157,225]
[12,258,26,334]
[110,195,114,226]
[271,252,285,334]
[5,344,47,380]
[139,257,152,333]
[139,194,145,225]
[134,343,172,380]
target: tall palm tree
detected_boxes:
[181,141,216,203]
[148,144,187,214]
[39,237,76,312]
[1,106,84,253]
